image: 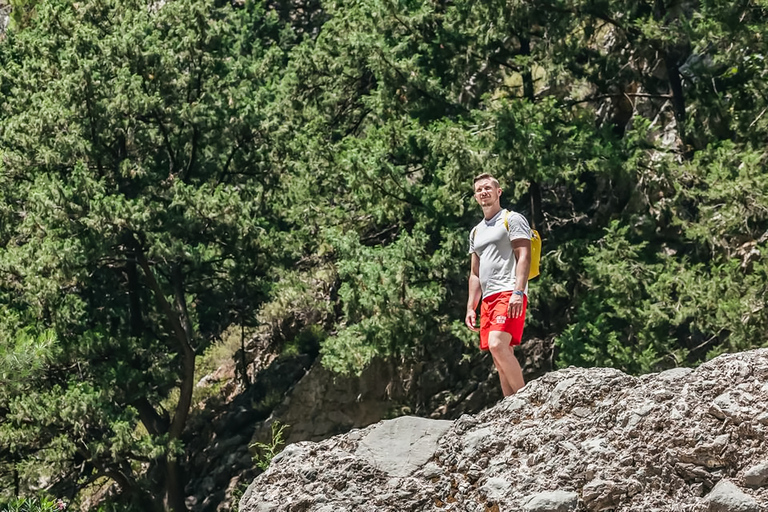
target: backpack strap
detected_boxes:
[504,209,533,238]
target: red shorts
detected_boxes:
[479,291,527,351]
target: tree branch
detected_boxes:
[132,240,195,441]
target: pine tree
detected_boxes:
[0,0,291,508]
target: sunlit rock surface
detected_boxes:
[240,349,768,512]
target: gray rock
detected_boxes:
[704,479,760,512]
[580,437,615,457]
[582,478,623,510]
[657,367,694,381]
[0,6,8,36]
[549,376,580,407]
[354,415,452,477]
[711,391,755,424]
[462,426,493,454]
[744,462,768,487]
[419,462,443,479]
[269,442,310,465]
[480,477,511,501]
[523,490,579,511]
[239,349,768,512]
[250,502,277,512]
[711,392,736,421]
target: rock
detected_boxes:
[744,462,768,487]
[582,478,624,510]
[710,390,756,424]
[354,416,452,477]
[480,477,512,501]
[704,479,760,512]
[419,462,442,479]
[523,490,579,511]
[239,349,768,512]
[462,426,493,454]
[0,5,8,35]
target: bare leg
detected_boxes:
[490,351,514,396]
[487,331,525,396]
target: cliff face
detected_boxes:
[240,349,768,512]
[0,4,9,35]
[181,334,556,511]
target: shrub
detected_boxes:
[1,497,65,512]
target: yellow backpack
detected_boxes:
[527,226,542,280]
[472,210,541,280]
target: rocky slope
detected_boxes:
[239,349,768,512]
[182,335,553,511]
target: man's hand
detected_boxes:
[465,309,479,331]
[508,293,525,319]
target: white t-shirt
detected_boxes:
[468,209,532,298]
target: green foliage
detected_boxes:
[0,497,63,512]
[321,227,446,374]
[195,327,249,383]
[229,481,249,512]
[6,0,40,29]
[89,500,142,512]
[0,0,292,508]
[255,263,336,347]
[2,0,768,509]
[249,422,288,472]
[555,222,678,373]
[282,325,326,357]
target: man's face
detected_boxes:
[474,178,501,207]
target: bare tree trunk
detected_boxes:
[162,456,188,512]
[170,264,197,441]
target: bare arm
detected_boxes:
[465,252,481,331]
[508,238,531,319]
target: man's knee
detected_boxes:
[486,332,512,353]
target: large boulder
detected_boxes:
[239,349,768,511]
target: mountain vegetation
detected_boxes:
[0,0,766,510]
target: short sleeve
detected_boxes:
[507,212,532,241]
[468,228,476,255]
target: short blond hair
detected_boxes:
[473,173,500,188]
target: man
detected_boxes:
[465,173,532,397]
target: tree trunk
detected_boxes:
[96,458,163,512]
[162,456,188,512]
[134,246,196,512]
[664,54,690,157]
[170,264,196,441]
[520,37,534,100]
[134,396,169,437]
[239,320,250,388]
